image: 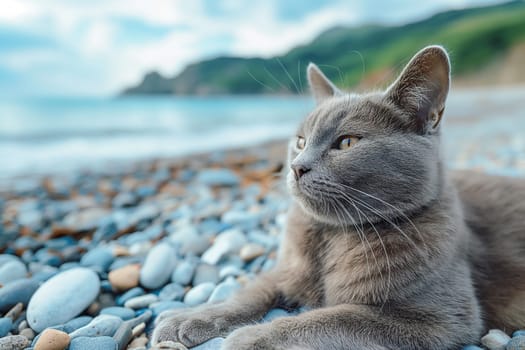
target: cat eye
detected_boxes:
[337,136,359,150]
[296,136,306,150]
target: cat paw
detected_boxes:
[222,324,277,350]
[151,310,226,348]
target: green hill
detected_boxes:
[122,0,525,95]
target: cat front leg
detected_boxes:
[221,303,476,350]
[151,272,281,347]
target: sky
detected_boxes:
[0,0,505,97]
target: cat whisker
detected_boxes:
[331,188,392,306]
[334,182,429,256]
[277,58,300,94]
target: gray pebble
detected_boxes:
[171,261,196,286]
[100,306,136,320]
[0,260,27,285]
[184,282,216,306]
[193,264,219,286]
[80,247,114,271]
[124,310,152,329]
[116,287,145,306]
[124,294,159,309]
[481,329,511,350]
[196,169,240,186]
[63,316,93,333]
[140,243,176,290]
[159,283,186,302]
[151,301,186,317]
[69,336,118,350]
[27,267,100,333]
[112,321,133,350]
[208,277,241,303]
[0,335,30,349]
[0,317,13,337]
[69,315,123,339]
[506,336,525,350]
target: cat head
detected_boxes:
[287,46,450,226]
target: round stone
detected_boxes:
[34,328,70,350]
[158,283,186,302]
[124,294,159,309]
[184,282,215,306]
[481,329,511,350]
[0,317,13,337]
[100,306,135,320]
[69,315,123,339]
[27,268,100,332]
[239,243,265,262]
[0,259,27,285]
[507,336,525,350]
[0,278,40,313]
[108,264,140,292]
[139,243,176,290]
[0,335,30,349]
[69,336,118,350]
[207,277,241,304]
[171,261,196,286]
[192,264,219,286]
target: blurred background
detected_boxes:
[1,0,524,180]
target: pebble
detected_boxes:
[207,277,241,303]
[112,322,132,350]
[0,317,13,337]
[158,283,186,302]
[100,307,135,320]
[184,282,215,306]
[222,210,260,230]
[171,261,196,286]
[131,322,145,337]
[128,336,148,348]
[80,247,114,271]
[63,316,93,333]
[33,328,70,350]
[201,229,246,265]
[19,327,35,340]
[506,336,525,350]
[481,329,511,350]
[0,335,30,349]
[239,243,266,261]
[192,264,219,285]
[0,260,27,285]
[116,287,144,306]
[124,294,159,309]
[69,336,118,350]
[5,302,24,321]
[196,169,240,186]
[140,243,176,290]
[27,268,100,332]
[150,301,186,317]
[108,264,140,292]
[69,315,123,339]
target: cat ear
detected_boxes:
[307,63,342,104]
[387,45,450,132]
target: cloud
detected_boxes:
[0,0,505,96]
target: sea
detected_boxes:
[1,86,524,181]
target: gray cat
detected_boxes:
[152,46,525,349]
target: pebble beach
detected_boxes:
[1,88,525,350]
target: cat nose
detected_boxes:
[292,164,311,180]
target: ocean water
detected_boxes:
[0,96,313,179]
[1,87,524,180]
